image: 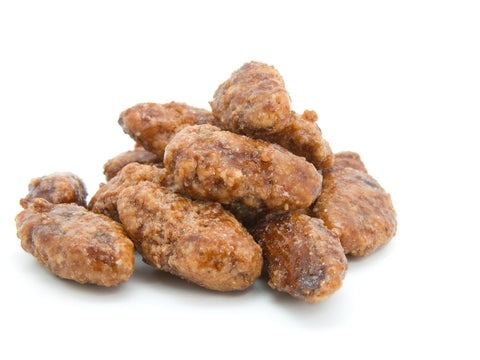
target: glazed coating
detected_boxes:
[210,61,292,136]
[210,62,331,169]
[263,110,333,170]
[164,124,322,210]
[251,212,347,303]
[20,172,87,209]
[118,102,215,158]
[312,166,397,256]
[332,151,367,173]
[89,163,168,221]
[117,181,262,291]
[103,147,162,181]
[15,198,135,286]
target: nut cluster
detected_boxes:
[15,61,397,303]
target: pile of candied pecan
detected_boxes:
[15,62,396,303]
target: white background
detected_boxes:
[1,1,479,358]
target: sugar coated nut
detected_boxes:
[210,61,292,136]
[262,110,334,170]
[117,181,262,291]
[20,172,87,209]
[331,151,368,173]
[118,102,215,158]
[103,146,162,181]
[15,198,135,286]
[252,212,347,303]
[164,124,322,210]
[312,159,397,256]
[89,162,168,222]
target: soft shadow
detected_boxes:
[18,254,128,298]
[59,277,127,296]
[269,242,399,328]
[264,282,352,329]
[131,256,258,301]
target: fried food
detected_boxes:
[15,198,135,286]
[332,151,367,173]
[117,181,262,291]
[263,110,333,170]
[251,212,347,303]
[312,164,397,256]
[210,61,292,136]
[19,172,87,209]
[103,147,162,181]
[118,102,215,158]
[89,162,168,221]
[164,124,322,210]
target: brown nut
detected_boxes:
[103,147,162,181]
[262,110,333,170]
[15,198,135,286]
[20,172,87,209]
[89,162,168,222]
[251,212,347,303]
[210,61,292,136]
[118,102,215,158]
[164,124,322,210]
[116,181,262,291]
[312,160,397,256]
[331,151,368,173]
[210,62,332,170]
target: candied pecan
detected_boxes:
[164,124,322,210]
[15,198,134,286]
[118,102,215,158]
[89,162,168,221]
[262,110,333,170]
[331,151,367,173]
[20,172,87,209]
[210,61,292,136]
[312,164,397,256]
[117,181,262,291]
[252,212,347,303]
[103,147,162,181]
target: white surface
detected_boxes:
[1,1,479,359]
